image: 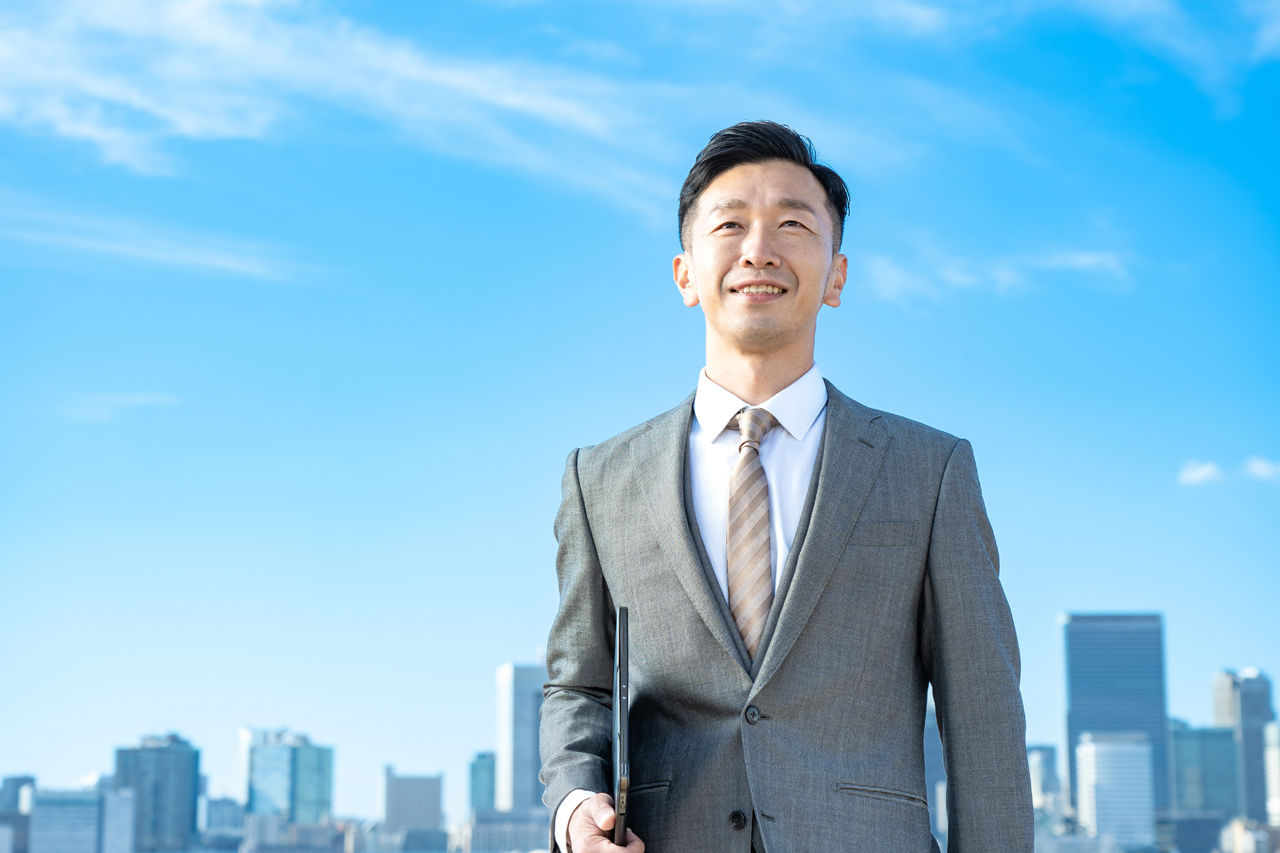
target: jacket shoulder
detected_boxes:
[826,381,963,460]
[569,392,694,478]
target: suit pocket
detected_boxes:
[849,521,920,547]
[835,783,928,810]
[627,781,671,796]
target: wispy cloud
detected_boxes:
[1244,456,1280,480]
[1178,459,1225,485]
[857,246,1131,301]
[64,392,180,422]
[0,192,294,279]
[0,0,676,212]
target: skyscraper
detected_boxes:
[1264,721,1280,826]
[239,729,333,826]
[29,791,98,853]
[1170,720,1238,819]
[1212,668,1276,823]
[468,753,495,815]
[1064,613,1171,811]
[114,734,200,852]
[0,780,34,817]
[1027,745,1060,813]
[1075,732,1156,850]
[383,767,443,833]
[494,663,546,814]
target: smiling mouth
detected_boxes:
[731,283,786,294]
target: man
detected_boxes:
[539,121,1032,852]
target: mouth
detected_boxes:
[729,282,787,295]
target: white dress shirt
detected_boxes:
[553,366,829,851]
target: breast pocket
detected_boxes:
[849,521,921,547]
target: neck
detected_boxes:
[703,332,815,406]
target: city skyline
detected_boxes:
[2,0,1277,829]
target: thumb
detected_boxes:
[592,802,617,832]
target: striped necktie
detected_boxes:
[726,407,779,661]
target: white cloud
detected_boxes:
[1244,456,1280,480]
[0,192,294,279]
[855,246,1131,301]
[0,0,674,211]
[1178,459,1225,485]
[65,392,180,422]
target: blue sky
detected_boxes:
[1,0,1277,828]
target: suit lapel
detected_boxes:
[751,382,891,694]
[631,394,752,672]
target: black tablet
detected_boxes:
[612,606,630,846]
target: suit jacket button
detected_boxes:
[730,810,747,830]
[745,705,761,724]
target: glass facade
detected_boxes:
[469,752,495,814]
[1064,613,1170,812]
[242,729,332,825]
[1170,721,1238,817]
[114,735,200,852]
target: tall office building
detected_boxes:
[98,791,134,853]
[468,753,495,815]
[114,734,200,852]
[1264,721,1280,827]
[383,767,443,832]
[1027,745,1060,813]
[1064,613,1171,811]
[923,706,946,843]
[203,798,244,839]
[28,791,130,853]
[1170,720,1239,818]
[1212,668,1276,823]
[240,729,333,825]
[0,780,35,816]
[494,663,546,814]
[1075,732,1156,850]
[29,791,97,853]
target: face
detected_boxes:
[673,159,847,358]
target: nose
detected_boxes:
[739,223,781,268]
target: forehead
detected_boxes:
[695,159,830,220]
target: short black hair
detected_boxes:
[678,120,849,252]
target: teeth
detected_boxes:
[739,284,783,294]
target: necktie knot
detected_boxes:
[729,407,779,454]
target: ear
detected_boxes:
[822,252,848,308]
[673,252,700,307]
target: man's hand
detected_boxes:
[566,793,644,853]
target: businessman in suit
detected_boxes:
[539,121,1033,852]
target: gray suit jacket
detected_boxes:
[540,382,1033,852]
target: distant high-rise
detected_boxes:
[1064,613,1171,811]
[1075,732,1156,850]
[923,706,945,844]
[494,663,546,814]
[98,791,134,853]
[114,734,200,852]
[1264,721,1280,827]
[0,779,35,816]
[28,790,130,853]
[383,767,442,833]
[203,798,244,839]
[239,729,333,825]
[1212,668,1276,823]
[1027,745,1060,812]
[1170,720,1239,819]
[469,753,495,815]
[29,791,97,853]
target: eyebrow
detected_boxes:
[707,197,820,217]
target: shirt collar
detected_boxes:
[693,364,828,444]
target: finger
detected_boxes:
[591,803,616,832]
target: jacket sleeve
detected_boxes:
[921,438,1034,852]
[539,448,615,850]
